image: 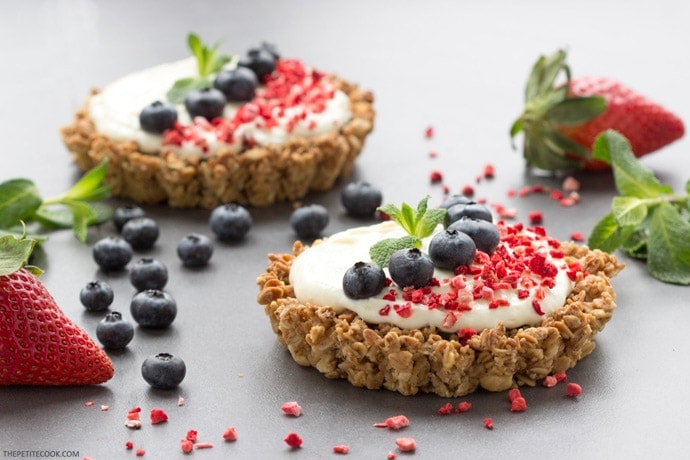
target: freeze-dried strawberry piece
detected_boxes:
[395,437,416,452]
[430,170,443,183]
[223,426,238,442]
[554,371,568,382]
[438,402,453,415]
[150,408,168,425]
[542,375,558,387]
[511,396,527,412]
[507,388,522,402]
[125,441,134,450]
[135,449,145,457]
[194,443,214,449]
[455,401,472,413]
[281,401,303,417]
[180,439,193,454]
[483,418,494,430]
[185,430,198,443]
[284,432,303,448]
[566,383,583,397]
[333,445,350,454]
[374,415,410,430]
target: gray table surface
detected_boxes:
[2,1,690,459]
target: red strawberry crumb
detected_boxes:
[101,405,109,411]
[430,170,443,183]
[374,415,410,430]
[438,402,453,415]
[442,184,450,194]
[333,445,350,454]
[395,437,417,452]
[425,126,434,138]
[387,452,397,460]
[542,375,558,387]
[281,401,303,417]
[284,432,303,449]
[550,190,564,201]
[428,150,438,158]
[507,388,522,402]
[178,395,185,406]
[180,439,193,454]
[150,408,168,425]
[511,397,528,412]
[483,418,494,430]
[566,383,583,397]
[223,427,238,442]
[125,441,134,450]
[455,401,472,413]
[570,231,585,242]
[483,163,495,178]
[195,443,214,449]
[85,401,94,407]
[135,449,145,457]
[554,371,568,382]
[461,184,475,196]
[559,197,577,207]
[528,210,543,224]
[562,176,580,193]
[507,189,516,197]
[186,430,198,443]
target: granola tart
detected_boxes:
[60,48,374,209]
[256,222,624,397]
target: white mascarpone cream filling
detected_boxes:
[289,221,575,333]
[88,57,353,156]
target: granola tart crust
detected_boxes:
[256,241,624,397]
[60,77,374,208]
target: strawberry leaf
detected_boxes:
[0,232,36,276]
[546,96,607,125]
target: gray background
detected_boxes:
[2,1,689,458]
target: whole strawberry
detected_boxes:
[0,235,114,385]
[511,49,684,171]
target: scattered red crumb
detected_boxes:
[507,388,522,402]
[395,437,417,452]
[570,231,585,242]
[461,184,475,197]
[177,395,185,406]
[125,441,134,450]
[559,197,577,207]
[186,430,198,443]
[83,457,94,460]
[483,163,495,179]
[430,170,443,183]
[135,449,145,457]
[511,397,528,412]
[455,401,472,413]
[150,408,168,425]
[195,443,214,449]
[387,452,397,460]
[483,418,494,430]
[542,375,558,387]
[374,415,410,430]
[438,402,453,415]
[528,210,544,224]
[281,401,303,417]
[554,371,568,382]
[428,150,438,158]
[84,401,94,407]
[180,439,193,454]
[333,445,350,454]
[284,432,303,449]
[425,126,434,138]
[562,176,580,192]
[125,407,142,429]
[566,383,583,397]
[223,427,238,442]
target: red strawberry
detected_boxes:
[511,49,684,171]
[0,236,114,385]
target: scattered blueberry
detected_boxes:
[130,289,177,328]
[92,236,133,271]
[185,87,227,121]
[238,47,277,80]
[209,203,252,242]
[439,194,474,209]
[79,280,115,312]
[258,41,280,60]
[428,229,477,270]
[177,233,214,267]
[388,248,434,288]
[122,217,160,250]
[290,204,329,239]
[113,204,147,232]
[139,101,178,134]
[141,353,186,390]
[445,201,493,225]
[129,258,168,291]
[341,181,383,218]
[448,217,501,255]
[342,262,386,299]
[96,311,134,350]
[213,67,258,102]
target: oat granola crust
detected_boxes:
[256,241,624,397]
[60,77,374,208]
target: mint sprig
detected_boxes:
[166,33,234,104]
[0,160,112,244]
[369,196,446,267]
[588,130,690,284]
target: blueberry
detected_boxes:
[448,217,501,255]
[445,201,493,225]
[122,217,159,250]
[259,41,280,60]
[139,101,178,134]
[129,258,168,291]
[388,248,434,288]
[341,181,383,218]
[238,47,277,80]
[440,194,474,209]
[130,289,177,328]
[93,236,133,271]
[209,203,252,242]
[113,204,147,232]
[428,229,477,270]
[177,233,214,267]
[79,280,114,312]
[141,353,186,390]
[342,262,386,299]
[213,67,258,102]
[185,87,227,121]
[96,311,134,350]
[290,204,329,239]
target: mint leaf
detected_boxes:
[418,208,446,238]
[588,211,635,253]
[61,160,111,202]
[0,179,42,228]
[647,202,690,284]
[370,236,419,267]
[611,196,648,227]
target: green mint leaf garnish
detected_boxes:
[0,179,42,228]
[588,130,690,284]
[166,33,234,104]
[370,196,446,267]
